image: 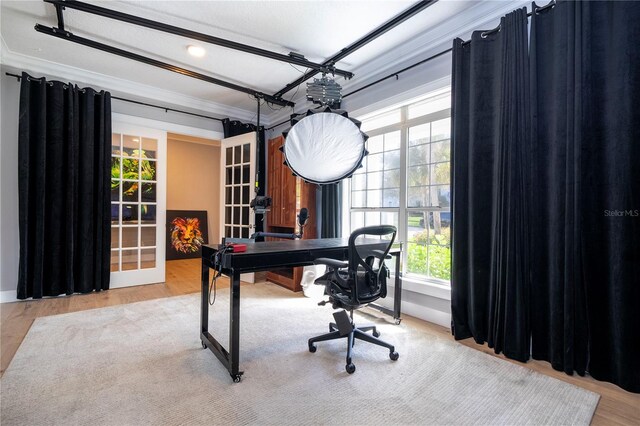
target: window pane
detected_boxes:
[408,144,429,166]
[431,118,451,141]
[431,185,451,208]
[111,203,120,224]
[385,149,400,169]
[110,250,119,272]
[408,186,429,208]
[140,248,156,269]
[243,143,250,163]
[234,146,241,164]
[431,140,450,162]
[351,190,366,208]
[351,212,364,231]
[385,131,401,150]
[112,133,121,155]
[122,227,138,248]
[122,204,139,223]
[226,167,232,185]
[122,249,138,271]
[242,185,250,204]
[111,227,119,249]
[409,123,430,146]
[140,160,156,181]
[141,226,156,247]
[383,169,400,189]
[141,183,156,202]
[365,211,380,227]
[111,180,120,201]
[123,135,140,157]
[367,153,383,172]
[122,182,138,202]
[141,204,156,223]
[367,135,384,153]
[352,173,366,191]
[366,190,381,208]
[431,162,450,185]
[141,138,157,159]
[226,147,232,165]
[408,165,429,187]
[367,171,383,190]
[383,189,399,207]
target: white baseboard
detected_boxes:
[400,299,451,329]
[0,290,18,303]
[376,296,451,329]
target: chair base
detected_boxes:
[308,310,399,374]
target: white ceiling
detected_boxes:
[1,1,524,124]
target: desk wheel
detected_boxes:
[395,318,402,325]
[232,375,242,383]
[201,341,207,349]
[345,363,356,374]
[389,351,399,361]
[308,342,317,353]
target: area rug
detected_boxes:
[1,283,599,425]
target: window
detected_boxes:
[349,90,451,284]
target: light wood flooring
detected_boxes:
[1,259,638,425]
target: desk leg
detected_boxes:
[393,250,402,325]
[228,270,243,382]
[200,263,243,383]
[201,261,209,344]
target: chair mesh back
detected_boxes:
[348,225,396,305]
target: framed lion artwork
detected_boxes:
[166,210,209,260]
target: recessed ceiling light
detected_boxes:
[187,45,206,58]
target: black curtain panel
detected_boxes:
[317,183,342,238]
[222,118,266,236]
[451,8,531,361]
[530,0,640,393]
[18,73,111,299]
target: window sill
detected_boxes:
[389,274,451,301]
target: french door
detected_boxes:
[110,123,166,288]
[220,132,256,282]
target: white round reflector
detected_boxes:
[284,113,366,184]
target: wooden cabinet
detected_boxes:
[265,135,317,292]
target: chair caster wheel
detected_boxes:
[232,375,242,383]
[395,319,402,325]
[345,363,356,374]
[389,351,399,361]
[373,330,380,338]
[201,341,207,349]
[308,343,317,353]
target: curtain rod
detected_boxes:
[4,72,223,122]
[265,46,453,131]
[462,0,555,44]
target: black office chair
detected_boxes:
[308,225,399,374]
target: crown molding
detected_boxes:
[0,36,256,122]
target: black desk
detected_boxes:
[200,238,403,382]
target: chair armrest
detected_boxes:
[314,258,349,269]
[372,249,392,260]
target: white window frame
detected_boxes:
[348,94,452,289]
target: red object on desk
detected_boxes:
[227,243,247,253]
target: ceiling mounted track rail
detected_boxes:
[34,24,294,107]
[43,0,353,79]
[273,0,438,98]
